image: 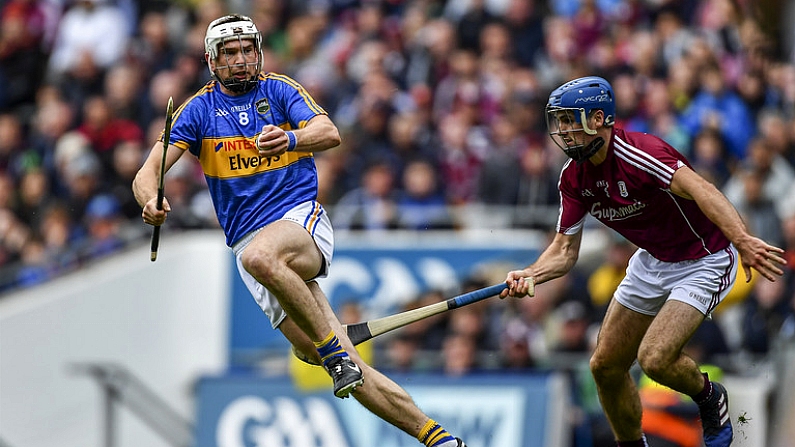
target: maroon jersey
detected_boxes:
[557,127,730,262]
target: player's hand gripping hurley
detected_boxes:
[150,97,174,262]
[293,281,533,365]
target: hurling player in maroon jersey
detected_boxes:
[500,76,786,447]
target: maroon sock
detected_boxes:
[616,435,648,447]
[693,372,713,405]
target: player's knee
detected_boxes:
[590,353,621,382]
[240,248,279,281]
[636,345,669,380]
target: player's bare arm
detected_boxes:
[133,142,184,226]
[502,231,582,298]
[256,115,341,158]
[670,166,786,282]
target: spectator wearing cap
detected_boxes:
[79,193,124,260]
[60,150,102,220]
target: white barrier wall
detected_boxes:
[0,231,230,447]
[0,228,778,447]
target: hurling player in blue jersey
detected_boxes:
[133,14,466,447]
[501,77,786,447]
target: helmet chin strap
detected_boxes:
[213,62,257,93]
[219,76,257,94]
[572,137,605,164]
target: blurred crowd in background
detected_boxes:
[3,0,795,444]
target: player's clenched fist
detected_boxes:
[501,271,535,298]
[257,124,290,157]
[142,197,171,226]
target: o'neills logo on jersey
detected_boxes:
[590,200,646,221]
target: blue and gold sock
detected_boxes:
[417,419,456,447]
[315,331,347,367]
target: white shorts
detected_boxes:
[614,245,738,317]
[231,201,334,328]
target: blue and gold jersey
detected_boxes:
[168,73,327,246]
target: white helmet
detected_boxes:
[204,14,262,93]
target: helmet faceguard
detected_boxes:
[546,76,615,163]
[204,14,263,94]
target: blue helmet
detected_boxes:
[546,76,615,162]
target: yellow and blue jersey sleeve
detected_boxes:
[166,75,328,246]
